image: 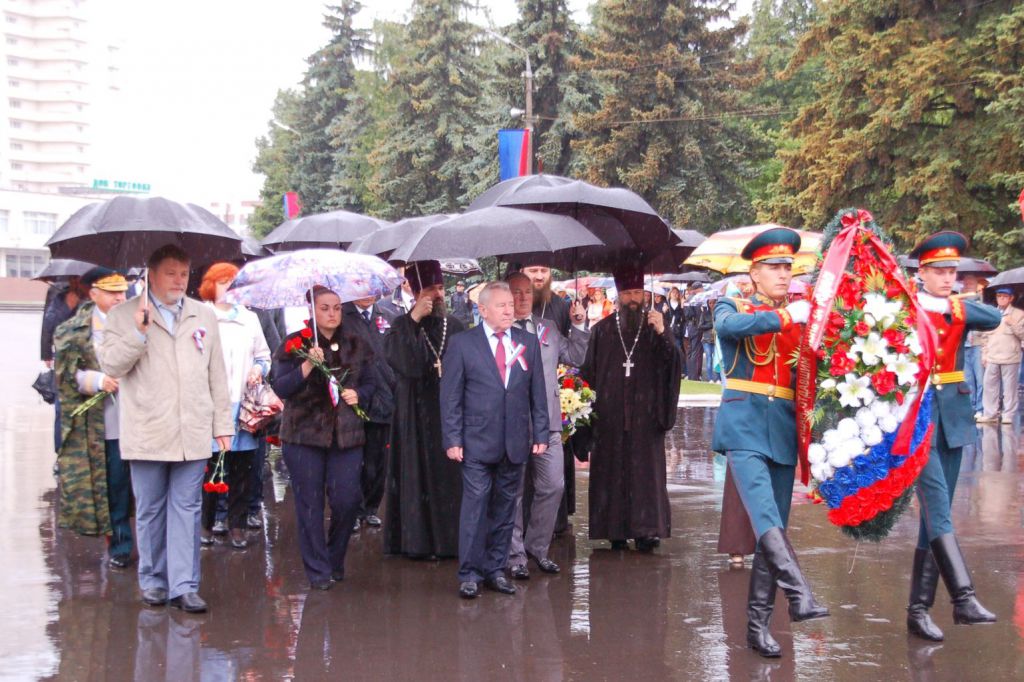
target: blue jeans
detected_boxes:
[963,345,983,412]
[703,342,715,380]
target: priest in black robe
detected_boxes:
[383,261,466,558]
[580,265,682,551]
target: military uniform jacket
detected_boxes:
[711,296,802,464]
[922,295,1000,449]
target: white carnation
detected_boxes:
[828,448,852,468]
[855,407,877,429]
[808,443,827,465]
[879,413,900,433]
[822,429,843,452]
[844,436,867,459]
[870,399,891,419]
[811,462,834,481]
[820,378,837,390]
[861,424,884,447]
[836,418,859,439]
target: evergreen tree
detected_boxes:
[573,0,762,230]
[367,0,491,218]
[249,89,301,238]
[292,1,368,214]
[765,0,1024,264]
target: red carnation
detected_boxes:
[203,482,216,493]
[871,370,897,395]
[562,378,575,389]
[886,282,904,299]
[854,320,870,337]
[830,351,855,376]
[217,482,229,493]
[300,328,313,340]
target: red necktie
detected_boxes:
[494,331,506,385]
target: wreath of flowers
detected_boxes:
[798,208,936,541]
[557,364,596,444]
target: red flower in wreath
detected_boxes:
[830,351,855,376]
[871,370,897,396]
[854,320,870,337]
[883,328,908,353]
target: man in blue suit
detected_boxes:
[441,281,549,599]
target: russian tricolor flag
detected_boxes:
[282,191,302,219]
[498,129,531,181]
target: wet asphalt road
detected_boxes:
[2,311,1023,681]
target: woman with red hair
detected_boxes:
[199,262,272,549]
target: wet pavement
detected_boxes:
[2,311,1024,681]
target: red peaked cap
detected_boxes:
[614,264,645,292]
[406,260,444,294]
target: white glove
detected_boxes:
[785,300,811,324]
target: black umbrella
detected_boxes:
[643,228,707,273]
[982,266,1024,306]
[388,207,603,264]
[262,210,391,252]
[898,255,997,277]
[32,258,94,282]
[658,271,711,283]
[440,259,482,276]
[45,196,241,268]
[348,214,453,259]
[241,236,271,260]
[468,174,678,270]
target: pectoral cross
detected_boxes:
[623,358,634,377]
[434,358,443,378]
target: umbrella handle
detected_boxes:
[308,287,319,348]
[143,269,150,326]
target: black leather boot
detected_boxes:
[746,550,781,657]
[929,533,996,625]
[907,548,944,641]
[758,527,829,622]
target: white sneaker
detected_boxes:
[974,412,983,420]
[1001,415,1015,424]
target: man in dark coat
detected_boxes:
[383,261,466,558]
[522,264,571,336]
[449,281,474,327]
[580,265,682,551]
[343,296,397,528]
[682,285,705,380]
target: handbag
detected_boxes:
[238,382,283,433]
[32,370,57,405]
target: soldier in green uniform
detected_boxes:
[54,267,134,568]
[711,227,829,658]
[904,232,1001,641]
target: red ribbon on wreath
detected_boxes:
[796,211,938,485]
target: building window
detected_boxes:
[9,99,21,109]
[6,58,17,66]
[78,146,84,153]
[4,253,47,279]
[11,163,23,170]
[8,80,17,88]
[25,212,58,235]
[0,210,8,232]
[11,142,22,150]
[5,37,15,45]
[11,120,22,128]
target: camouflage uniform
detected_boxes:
[55,302,112,536]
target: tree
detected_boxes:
[291,1,368,214]
[367,0,492,219]
[573,0,763,230]
[249,89,301,238]
[764,0,1024,265]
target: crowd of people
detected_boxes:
[40,225,1022,659]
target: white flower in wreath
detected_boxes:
[836,417,859,439]
[828,446,853,469]
[870,399,891,419]
[878,412,900,433]
[837,374,875,408]
[886,353,919,386]
[820,378,837,391]
[850,332,892,366]
[811,462,834,481]
[808,443,828,465]
[822,428,843,452]
[855,406,877,429]
[906,331,923,356]
[861,424,884,447]
[863,293,902,328]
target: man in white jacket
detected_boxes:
[100,244,234,613]
[977,287,1024,424]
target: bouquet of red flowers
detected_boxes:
[557,364,596,444]
[204,450,229,493]
[796,209,937,541]
[284,324,369,421]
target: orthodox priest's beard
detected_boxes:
[532,284,552,306]
[620,302,645,337]
[429,296,447,317]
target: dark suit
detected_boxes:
[441,324,548,583]
[342,301,398,518]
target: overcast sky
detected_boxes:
[92,0,747,207]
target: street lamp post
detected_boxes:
[487,30,533,175]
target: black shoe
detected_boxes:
[229,529,248,550]
[757,527,829,622]
[108,554,133,569]
[635,537,660,553]
[310,580,333,591]
[200,531,214,547]
[930,533,997,625]
[510,564,530,580]
[534,557,560,574]
[331,571,344,582]
[246,513,262,529]
[168,592,207,613]
[459,581,480,599]
[484,575,517,595]
[747,550,781,658]
[365,514,382,527]
[610,540,629,550]
[212,520,228,535]
[907,548,944,641]
[141,588,168,607]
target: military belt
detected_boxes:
[930,371,965,390]
[725,378,795,401]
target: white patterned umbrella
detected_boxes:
[226,249,404,310]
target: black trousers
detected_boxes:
[359,422,390,517]
[282,442,363,583]
[685,337,704,380]
[201,449,255,531]
[457,455,525,583]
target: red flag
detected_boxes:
[1018,187,1024,222]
